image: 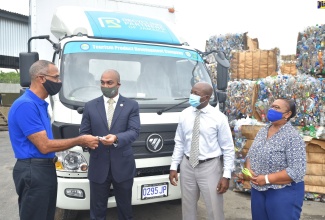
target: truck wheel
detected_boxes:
[54,208,78,220]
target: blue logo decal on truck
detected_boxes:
[63,42,202,62]
[84,11,180,45]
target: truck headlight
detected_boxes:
[55,151,88,172]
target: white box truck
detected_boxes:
[19,0,226,219]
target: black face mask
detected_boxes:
[42,80,62,96]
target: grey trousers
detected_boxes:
[180,155,224,220]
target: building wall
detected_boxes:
[0,9,29,69]
[0,18,29,57]
[0,83,21,93]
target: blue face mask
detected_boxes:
[267,109,284,122]
[189,94,202,107]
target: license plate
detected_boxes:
[141,182,168,200]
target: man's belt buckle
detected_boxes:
[199,157,215,164]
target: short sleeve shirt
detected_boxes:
[8,89,55,159]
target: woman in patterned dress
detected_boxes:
[244,98,306,220]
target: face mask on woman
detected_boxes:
[267,109,286,122]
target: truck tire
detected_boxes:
[54,208,78,220]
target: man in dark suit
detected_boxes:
[80,69,140,220]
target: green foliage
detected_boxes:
[0,71,20,83]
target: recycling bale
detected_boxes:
[305,139,325,194]
[230,48,280,80]
[296,24,325,76]
[280,54,297,75]
[205,33,245,61]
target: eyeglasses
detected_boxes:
[40,74,61,81]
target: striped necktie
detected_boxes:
[189,110,200,168]
[107,98,115,129]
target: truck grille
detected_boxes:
[136,165,172,177]
[133,130,176,159]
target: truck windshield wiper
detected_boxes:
[128,97,157,100]
[157,99,189,115]
[174,97,189,100]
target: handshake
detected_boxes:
[80,134,118,149]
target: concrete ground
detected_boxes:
[0,126,324,219]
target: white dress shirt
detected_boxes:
[103,93,120,118]
[170,104,235,178]
[103,94,120,147]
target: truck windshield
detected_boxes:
[59,41,213,109]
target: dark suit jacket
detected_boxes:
[80,95,140,183]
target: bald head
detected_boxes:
[193,82,213,97]
[101,69,120,83]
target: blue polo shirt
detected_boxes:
[8,89,55,159]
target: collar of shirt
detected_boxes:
[191,104,210,114]
[103,94,120,105]
[103,93,119,110]
[26,89,49,108]
[265,121,291,132]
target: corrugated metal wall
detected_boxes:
[0,10,29,68]
[0,10,29,57]
[0,19,29,56]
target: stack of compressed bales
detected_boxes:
[296,24,325,77]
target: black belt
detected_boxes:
[18,156,58,164]
[184,155,219,164]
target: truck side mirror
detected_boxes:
[214,51,230,91]
[216,91,227,112]
[19,52,39,87]
[216,91,227,103]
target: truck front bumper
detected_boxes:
[56,174,181,210]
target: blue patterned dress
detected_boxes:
[247,122,306,191]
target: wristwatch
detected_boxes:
[113,136,119,146]
[265,174,270,184]
[114,136,118,144]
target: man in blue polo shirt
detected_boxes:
[8,60,99,220]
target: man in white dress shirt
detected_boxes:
[169,82,235,220]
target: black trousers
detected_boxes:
[90,169,134,220]
[13,159,58,220]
